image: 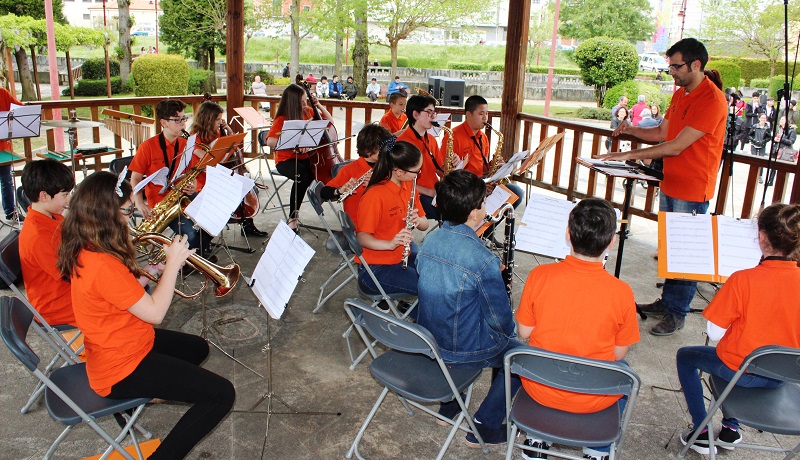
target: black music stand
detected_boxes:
[0,104,41,226]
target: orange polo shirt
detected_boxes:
[0,88,22,153]
[326,157,373,226]
[442,122,490,177]
[356,180,425,266]
[517,256,640,413]
[71,250,150,396]
[19,208,74,326]
[130,134,205,208]
[704,259,800,371]
[396,127,440,189]
[661,76,727,202]
[266,107,315,165]
[380,110,407,134]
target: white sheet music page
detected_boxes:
[185,165,245,236]
[9,103,41,137]
[276,119,330,149]
[716,215,761,277]
[665,213,715,275]
[171,134,197,184]
[251,221,316,319]
[516,193,576,259]
[427,114,451,137]
[0,111,10,139]
[485,185,513,216]
[133,166,169,195]
[484,150,529,183]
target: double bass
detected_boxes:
[220,124,260,220]
[296,75,342,183]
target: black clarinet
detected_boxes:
[499,204,515,302]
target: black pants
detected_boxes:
[276,158,314,219]
[108,329,235,459]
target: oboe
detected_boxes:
[337,169,371,203]
[401,177,417,270]
[500,204,516,302]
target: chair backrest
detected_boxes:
[307,180,326,216]
[0,230,22,287]
[338,210,364,256]
[16,186,31,213]
[506,346,640,398]
[744,345,800,384]
[345,298,438,359]
[258,130,269,148]
[331,160,354,179]
[0,296,41,371]
[109,156,135,180]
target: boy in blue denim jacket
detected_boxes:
[416,169,523,447]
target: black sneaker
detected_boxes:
[464,420,507,448]
[374,300,391,314]
[718,426,742,450]
[650,313,685,336]
[436,396,463,427]
[680,428,716,455]
[636,298,668,316]
[5,211,23,222]
[521,438,549,459]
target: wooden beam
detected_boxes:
[226,0,245,131]
[500,0,531,160]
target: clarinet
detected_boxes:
[401,177,417,270]
[500,204,516,302]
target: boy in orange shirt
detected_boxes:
[396,93,441,220]
[19,158,76,326]
[516,198,640,460]
[379,92,407,135]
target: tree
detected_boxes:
[160,0,227,70]
[573,36,638,107]
[559,0,653,42]
[368,0,495,75]
[352,0,368,95]
[528,3,556,68]
[699,0,800,77]
[117,0,132,84]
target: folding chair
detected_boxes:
[257,130,291,219]
[109,156,135,179]
[307,180,358,313]
[678,345,800,460]
[344,298,487,460]
[337,210,419,369]
[1,296,152,460]
[0,230,84,413]
[16,185,31,218]
[503,346,640,460]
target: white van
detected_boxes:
[639,53,669,73]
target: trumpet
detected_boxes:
[132,230,241,299]
[401,177,417,270]
[337,169,371,203]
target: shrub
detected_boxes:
[769,75,800,98]
[604,80,667,113]
[73,77,124,96]
[80,58,120,80]
[132,54,190,116]
[705,60,741,91]
[576,107,612,120]
[378,56,409,67]
[527,66,582,76]
[273,77,291,86]
[187,69,215,95]
[573,37,639,107]
[750,78,769,88]
[244,71,275,87]
[448,62,484,70]
[489,63,504,71]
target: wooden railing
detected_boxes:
[24,95,800,219]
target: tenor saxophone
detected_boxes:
[401,177,417,270]
[484,122,506,182]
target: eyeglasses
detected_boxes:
[119,205,136,216]
[668,63,687,72]
[422,109,437,116]
[400,166,422,175]
[167,116,189,123]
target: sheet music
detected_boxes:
[251,221,316,319]
[233,106,269,129]
[7,104,42,138]
[172,134,197,181]
[578,157,629,168]
[716,215,761,277]
[484,150,529,183]
[485,185,513,216]
[516,193,576,259]
[184,165,248,236]
[0,111,10,139]
[665,213,715,275]
[133,166,169,195]
[276,119,330,150]
[427,114,451,137]
[593,166,661,181]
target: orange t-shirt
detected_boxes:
[442,122,490,177]
[380,110,407,134]
[19,208,74,326]
[71,250,151,396]
[267,108,315,165]
[516,256,640,413]
[0,88,22,153]
[356,180,425,265]
[396,128,440,189]
[704,259,800,371]
[130,134,203,208]
[326,157,373,226]
[661,76,727,202]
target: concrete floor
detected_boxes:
[0,176,796,460]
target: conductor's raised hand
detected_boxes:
[163,234,194,269]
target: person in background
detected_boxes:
[630,95,648,126]
[329,75,344,99]
[0,87,22,221]
[380,93,407,135]
[343,76,358,100]
[778,99,797,126]
[749,113,770,184]
[637,108,660,128]
[250,75,270,111]
[316,76,330,98]
[282,62,290,78]
[650,104,663,123]
[605,106,629,152]
[366,78,381,102]
[387,76,408,98]
[611,95,629,119]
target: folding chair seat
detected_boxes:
[330,159,353,179]
[344,298,487,460]
[257,130,291,219]
[504,346,640,460]
[337,210,419,369]
[307,180,358,313]
[678,345,800,460]
[1,296,152,460]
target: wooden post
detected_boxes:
[66,50,76,99]
[30,46,41,101]
[226,0,245,131]
[500,0,531,159]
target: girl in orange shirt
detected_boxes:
[58,172,235,460]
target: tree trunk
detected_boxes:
[290,0,301,78]
[334,32,344,77]
[198,49,209,71]
[353,10,368,96]
[118,0,132,83]
[0,45,8,90]
[30,46,41,101]
[209,47,217,93]
[14,48,36,102]
[390,40,399,76]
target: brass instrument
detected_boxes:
[432,121,460,176]
[337,169,371,203]
[484,122,506,183]
[132,230,241,298]
[401,177,417,270]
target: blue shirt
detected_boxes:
[416,222,516,364]
[388,80,407,95]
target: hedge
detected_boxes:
[448,62,484,70]
[80,58,120,80]
[72,77,124,96]
[377,57,409,68]
[188,69,215,95]
[489,63,504,71]
[576,107,612,120]
[132,54,190,116]
[768,76,800,98]
[709,56,800,85]
[603,80,667,113]
[527,66,582,76]
[273,77,292,86]
[750,78,770,88]
[705,60,741,91]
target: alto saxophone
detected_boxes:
[484,122,506,183]
[401,177,417,270]
[432,121,461,176]
[337,169,371,203]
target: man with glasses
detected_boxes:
[598,38,727,336]
[397,93,441,219]
[130,99,211,258]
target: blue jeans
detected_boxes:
[659,193,710,318]
[168,202,212,255]
[0,163,15,216]
[677,346,783,429]
[419,194,440,222]
[358,249,419,296]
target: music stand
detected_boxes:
[0,104,41,226]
